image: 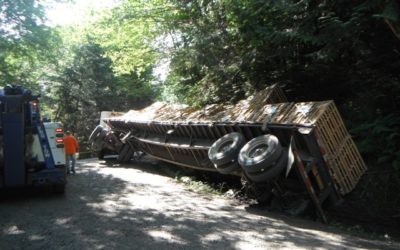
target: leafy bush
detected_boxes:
[352,114,400,173]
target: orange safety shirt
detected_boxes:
[64,135,79,155]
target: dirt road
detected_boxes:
[1,158,399,250]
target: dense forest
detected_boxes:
[1,0,399,222]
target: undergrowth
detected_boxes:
[175,176,228,195]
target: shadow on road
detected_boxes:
[0,158,398,249]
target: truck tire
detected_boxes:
[238,134,282,173]
[214,161,241,174]
[89,125,104,143]
[245,149,288,183]
[208,132,245,166]
[117,144,133,164]
[90,125,108,151]
[92,136,106,151]
[98,149,105,160]
[123,147,134,163]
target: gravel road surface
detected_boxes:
[1,158,399,250]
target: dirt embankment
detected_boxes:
[0,158,399,250]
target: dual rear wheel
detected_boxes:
[208,132,288,183]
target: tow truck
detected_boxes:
[0,85,66,193]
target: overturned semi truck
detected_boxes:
[89,85,366,222]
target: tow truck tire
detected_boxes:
[208,132,245,166]
[245,149,288,183]
[53,184,65,194]
[238,134,283,173]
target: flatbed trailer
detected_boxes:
[90,85,366,222]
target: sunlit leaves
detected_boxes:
[88,0,171,76]
[0,0,60,85]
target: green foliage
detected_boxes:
[49,42,155,145]
[0,0,61,86]
[352,114,400,173]
[87,0,163,76]
[176,176,225,195]
[1,0,400,176]
[160,0,251,105]
[157,0,400,175]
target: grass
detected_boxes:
[175,175,230,196]
[326,218,399,242]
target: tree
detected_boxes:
[0,0,60,88]
[155,0,400,173]
[49,41,155,147]
[88,0,164,76]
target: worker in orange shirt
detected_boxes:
[64,131,79,174]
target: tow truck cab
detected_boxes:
[0,85,67,193]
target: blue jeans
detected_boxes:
[66,154,76,173]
